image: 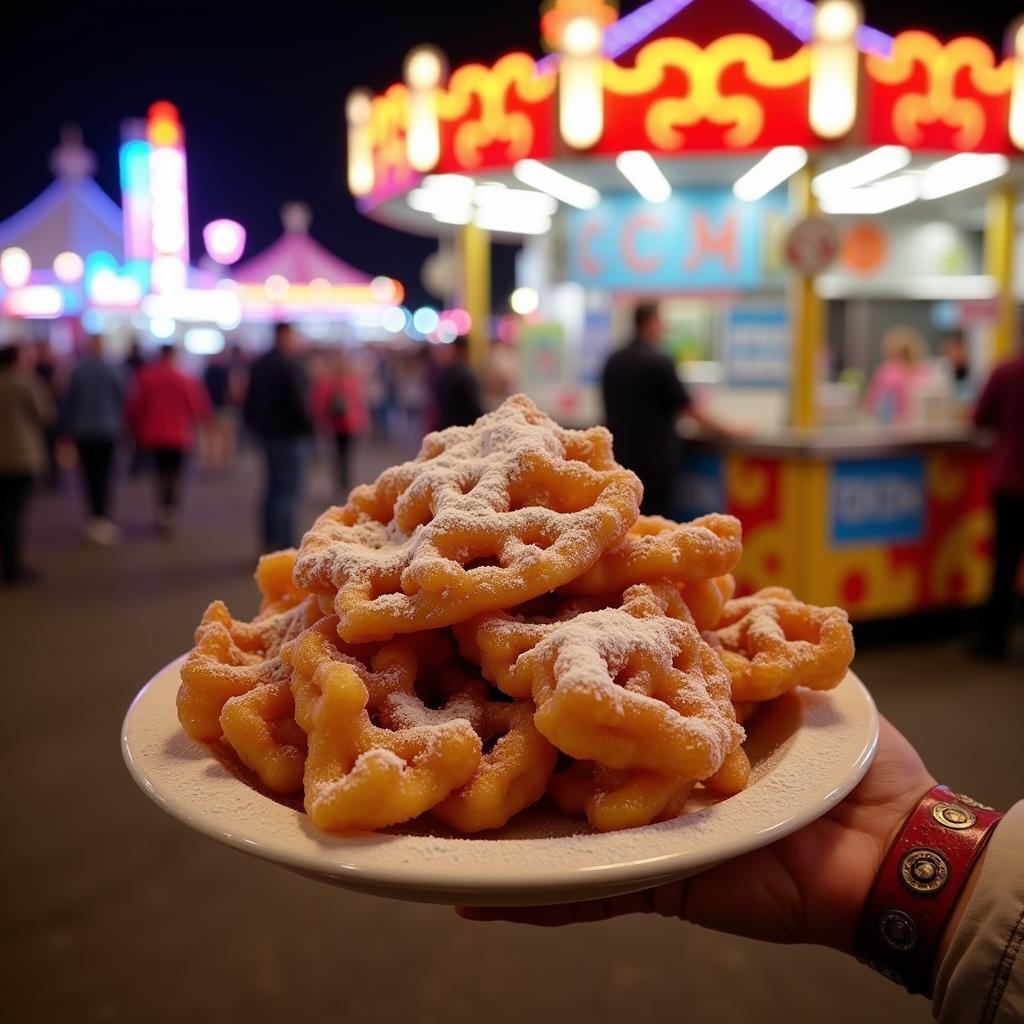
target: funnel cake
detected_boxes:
[464,581,743,778]
[293,395,642,643]
[176,591,320,743]
[708,587,855,701]
[559,514,742,597]
[283,618,557,832]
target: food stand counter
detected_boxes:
[675,428,991,620]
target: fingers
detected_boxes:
[455,882,689,927]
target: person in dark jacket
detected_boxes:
[62,334,124,545]
[244,323,313,551]
[602,303,740,516]
[434,335,484,430]
[972,342,1024,659]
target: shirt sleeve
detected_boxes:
[933,800,1024,1024]
[658,354,691,414]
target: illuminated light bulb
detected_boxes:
[370,275,397,302]
[557,12,606,149]
[812,146,911,195]
[346,88,375,197]
[4,285,63,319]
[562,16,602,56]
[733,146,808,201]
[1009,17,1024,150]
[447,308,472,334]
[309,277,332,304]
[815,0,859,41]
[1,247,31,288]
[412,307,440,335]
[436,318,459,344]
[510,287,540,315]
[381,306,408,333]
[404,46,445,173]
[809,0,862,140]
[919,154,1010,201]
[53,251,84,283]
[148,101,182,147]
[265,274,290,303]
[615,151,672,203]
[150,316,177,340]
[184,327,225,356]
[202,219,246,265]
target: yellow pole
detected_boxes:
[457,222,491,371]
[789,160,823,430]
[984,185,1017,365]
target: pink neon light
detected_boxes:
[203,219,247,265]
[5,285,64,318]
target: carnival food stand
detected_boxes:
[344,0,1023,618]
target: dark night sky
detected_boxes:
[3,0,1020,308]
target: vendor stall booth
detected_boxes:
[345,0,1024,618]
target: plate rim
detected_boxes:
[122,656,879,903]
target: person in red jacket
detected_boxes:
[127,345,211,532]
[310,349,367,496]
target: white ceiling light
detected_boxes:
[812,146,911,195]
[513,159,600,209]
[817,174,919,215]
[919,153,1010,201]
[615,151,672,203]
[733,146,808,201]
[510,286,540,315]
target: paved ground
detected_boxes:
[2,441,1021,1024]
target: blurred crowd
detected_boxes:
[0,325,490,583]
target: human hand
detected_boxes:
[459,716,935,954]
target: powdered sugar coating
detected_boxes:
[293,394,642,642]
[470,582,743,778]
[708,587,855,701]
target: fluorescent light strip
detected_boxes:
[733,146,807,201]
[919,153,1010,200]
[812,146,911,195]
[615,151,672,203]
[514,159,601,209]
[817,174,919,215]
[817,274,998,300]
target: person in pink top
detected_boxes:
[310,349,367,497]
[865,327,930,425]
[127,345,211,531]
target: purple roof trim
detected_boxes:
[0,177,123,259]
[536,0,892,72]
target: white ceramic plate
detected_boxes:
[122,657,878,906]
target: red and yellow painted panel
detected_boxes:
[678,446,992,620]
[361,31,1017,209]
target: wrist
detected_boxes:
[854,785,1004,996]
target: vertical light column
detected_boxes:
[119,121,153,261]
[790,161,823,429]
[147,102,189,294]
[556,12,607,149]
[809,0,862,140]
[458,223,491,370]
[346,90,375,197]
[984,185,1017,364]
[404,47,444,173]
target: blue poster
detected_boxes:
[830,458,926,547]
[567,187,786,292]
[674,452,725,521]
[723,306,790,387]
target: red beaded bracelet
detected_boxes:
[855,784,1004,997]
